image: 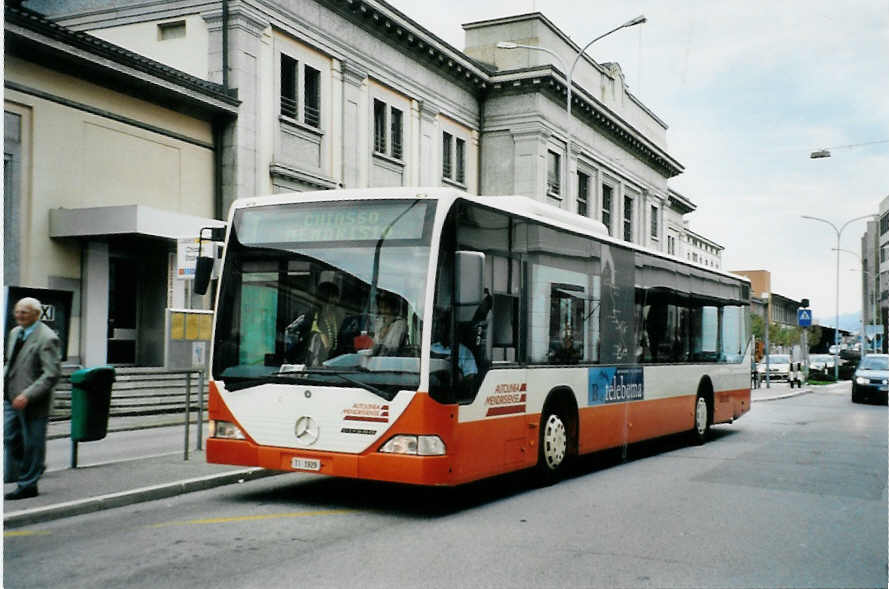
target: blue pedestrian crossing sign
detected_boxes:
[797,309,812,327]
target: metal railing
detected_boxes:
[281,95,297,119]
[180,369,205,461]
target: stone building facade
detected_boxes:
[31,0,686,246]
[5,5,237,365]
[12,0,727,366]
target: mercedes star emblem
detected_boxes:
[294,416,320,445]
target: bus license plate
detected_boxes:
[291,457,321,471]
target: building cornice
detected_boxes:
[667,188,697,214]
[487,66,684,178]
[463,12,669,131]
[314,0,491,92]
[270,161,338,190]
[685,228,724,251]
[4,5,240,119]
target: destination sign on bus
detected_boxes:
[236,201,430,245]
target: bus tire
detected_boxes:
[536,407,573,484]
[691,388,711,445]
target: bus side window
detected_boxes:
[455,204,513,399]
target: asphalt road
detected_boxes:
[5,383,886,589]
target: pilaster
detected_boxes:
[511,123,551,201]
[341,60,368,188]
[81,240,109,366]
[418,100,440,186]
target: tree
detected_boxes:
[751,313,765,340]
[806,325,823,351]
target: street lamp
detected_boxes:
[801,214,876,380]
[497,15,647,116]
[809,139,889,159]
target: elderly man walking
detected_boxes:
[4,297,61,500]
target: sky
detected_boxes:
[387,0,889,327]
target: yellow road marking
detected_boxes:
[151,509,355,528]
[4,530,51,537]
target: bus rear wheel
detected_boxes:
[691,393,711,445]
[536,409,571,483]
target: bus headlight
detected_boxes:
[379,435,446,456]
[211,420,246,440]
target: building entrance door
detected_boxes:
[107,256,138,364]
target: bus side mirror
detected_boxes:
[193,226,226,296]
[456,251,485,321]
[193,257,214,295]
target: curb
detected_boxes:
[751,388,813,403]
[3,468,282,529]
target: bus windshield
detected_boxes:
[212,199,436,397]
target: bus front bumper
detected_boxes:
[207,438,453,486]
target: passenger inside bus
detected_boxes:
[307,280,345,365]
[431,311,479,398]
[549,324,581,364]
[373,291,407,355]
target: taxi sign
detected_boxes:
[797,308,812,327]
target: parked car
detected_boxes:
[809,354,836,371]
[851,354,889,404]
[756,354,791,381]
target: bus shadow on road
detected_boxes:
[230,428,739,518]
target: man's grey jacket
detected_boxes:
[4,322,61,418]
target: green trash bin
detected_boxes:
[69,366,115,442]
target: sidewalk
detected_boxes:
[750,380,814,402]
[4,429,282,530]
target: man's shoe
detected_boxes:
[5,485,38,500]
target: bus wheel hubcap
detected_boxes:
[696,397,708,435]
[543,414,567,469]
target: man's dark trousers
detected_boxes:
[4,399,47,488]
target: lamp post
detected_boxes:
[833,246,876,357]
[497,15,646,116]
[801,214,876,380]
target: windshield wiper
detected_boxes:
[328,372,392,401]
[271,368,394,401]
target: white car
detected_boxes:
[809,354,836,371]
[757,354,791,381]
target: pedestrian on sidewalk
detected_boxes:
[4,297,61,500]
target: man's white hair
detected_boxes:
[15,297,42,314]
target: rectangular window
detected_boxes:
[390,107,403,160]
[455,138,465,184]
[442,132,452,179]
[881,213,889,235]
[303,65,320,128]
[373,99,387,154]
[650,205,658,239]
[158,20,186,40]
[280,54,298,119]
[602,184,613,234]
[623,195,633,242]
[546,151,561,196]
[577,172,589,217]
[667,235,676,255]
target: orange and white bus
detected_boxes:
[201,188,751,485]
